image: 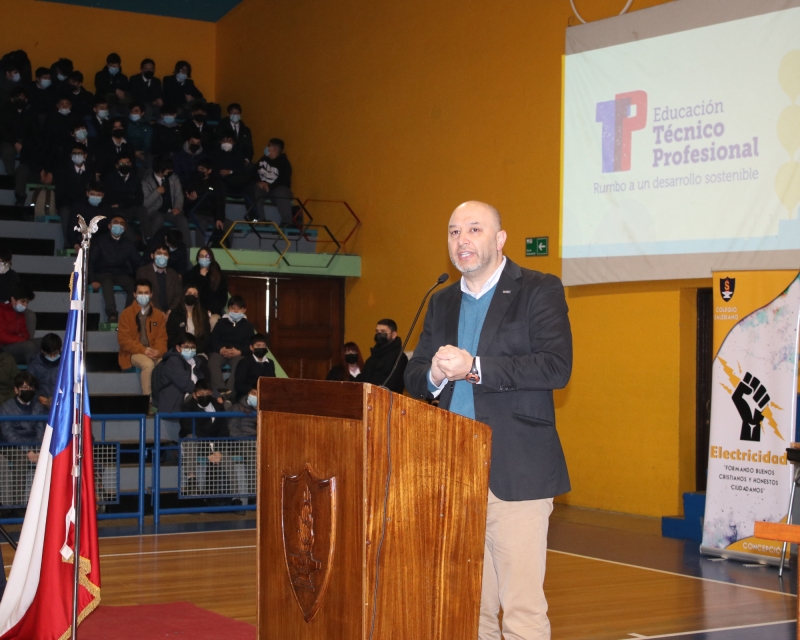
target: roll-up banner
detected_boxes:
[701,270,800,564]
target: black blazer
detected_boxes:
[404,258,573,501]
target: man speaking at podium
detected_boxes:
[405,201,573,640]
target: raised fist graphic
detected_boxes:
[731,372,770,442]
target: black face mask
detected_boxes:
[374,333,389,346]
[18,389,35,403]
[118,164,131,175]
[142,70,154,80]
[112,131,125,140]
[193,114,206,124]
[13,99,26,110]
[344,353,358,364]
[253,347,268,358]
[196,395,212,407]
[188,143,200,153]
[184,294,197,306]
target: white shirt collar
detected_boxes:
[460,256,506,300]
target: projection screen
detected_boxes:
[562,0,800,285]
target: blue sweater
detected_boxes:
[449,286,496,419]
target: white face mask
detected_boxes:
[221,142,233,152]
[0,262,9,275]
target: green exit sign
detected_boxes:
[526,237,548,257]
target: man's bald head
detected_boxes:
[451,201,502,232]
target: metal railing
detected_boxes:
[0,414,147,533]
[153,412,256,527]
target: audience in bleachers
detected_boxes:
[117,279,167,403]
[233,333,275,401]
[128,58,162,121]
[167,285,212,354]
[104,154,147,231]
[27,333,62,408]
[136,244,182,313]
[0,87,39,205]
[28,67,56,118]
[184,248,228,321]
[184,157,233,246]
[0,283,37,365]
[217,103,253,163]
[84,97,111,139]
[157,332,213,414]
[162,60,203,114]
[152,104,181,157]
[249,138,294,227]
[65,71,94,119]
[55,140,97,242]
[208,295,253,395]
[0,351,20,405]
[94,53,129,114]
[141,154,188,242]
[0,372,46,450]
[88,213,140,322]
[0,251,36,349]
[173,132,207,186]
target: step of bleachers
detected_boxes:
[18,272,71,292]
[0,236,55,257]
[0,204,30,221]
[36,311,100,331]
[29,290,128,320]
[0,220,63,251]
[88,371,142,394]
[90,394,149,416]
[35,329,121,352]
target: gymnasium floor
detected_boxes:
[2,505,796,639]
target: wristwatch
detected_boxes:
[466,357,480,384]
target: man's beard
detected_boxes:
[450,248,492,274]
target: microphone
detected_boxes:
[380,273,450,389]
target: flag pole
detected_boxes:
[71,215,104,640]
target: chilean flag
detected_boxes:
[0,248,101,638]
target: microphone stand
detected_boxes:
[380,273,449,389]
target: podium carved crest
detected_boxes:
[281,464,337,622]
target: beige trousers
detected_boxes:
[131,353,159,396]
[478,489,554,640]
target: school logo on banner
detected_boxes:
[720,277,736,301]
[595,90,648,173]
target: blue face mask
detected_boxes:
[72,154,84,165]
[129,113,141,122]
[40,78,52,88]
[198,257,211,268]
[264,146,271,157]
[111,223,124,236]
[154,255,169,268]
[176,72,187,83]
[181,348,196,360]
[88,195,102,207]
[162,115,175,125]
[75,129,88,141]
[228,311,244,323]
[108,66,120,76]
[59,108,71,116]
[45,354,60,362]
[247,394,257,408]
[13,303,26,313]
[57,73,67,82]
[136,294,150,307]
[168,245,176,252]
[229,114,241,123]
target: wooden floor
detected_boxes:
[3,519,796,639]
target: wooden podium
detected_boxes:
[256,378,492,639]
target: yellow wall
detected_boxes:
[0,0,216,99]
[216,0,702,518]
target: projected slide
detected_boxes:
[562,7,800,285]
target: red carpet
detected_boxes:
[80,602,256,639]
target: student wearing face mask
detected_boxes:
[126,101,152,167]
[28,67,56,119]
[249,138,295,228]
[216,103,254,163]
[327,342,364,381]
[227,383,259,510]
[71,121,103,171]
[162,61,203,114]
[141,154,189,242]
[0,284,38,366]
[94,53,130,113]
[101,118,136,175]
[49,58,73,95]
[136,244,182,314]
[183,248,229,321]
[208,296,254,395]
[184,158,233,246]
[26,333,63,408]
[213,134,249,192]
[152,104,182,157]
[129,58,163,121]
[166,285,212,355]
[88,213,141,323]
[54,142,96,245]
[181,103,215,151]
[0,65,22,106]
[356,318,407,393]
[0,372,46,447]
[118,279,167,402]
[84,97,112,140]
[172,132,208,186]
[43,97,80,171]
[104,155,147,231]
[66,180,113,250]
[233,334,276,401]
[157,332,215,415]
[0,87,40,206]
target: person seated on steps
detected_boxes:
[0,283,38,365]
[67,179,113,250]
[183,247,229,324]
[0,371,46,453]
[117,279,167,405]
[140,154,188,244]
[208,295,254,397]
[54,140,97,247]
[228,384,258,510]
[88,213,140,323]
[183,157,233,247]
[26,332,62,409]
[136,243,182,316]
[233,333,275,402]
[103,154,147,238]
[167,284,212,356]
[0,251,36,353]
[157,332,214,415]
